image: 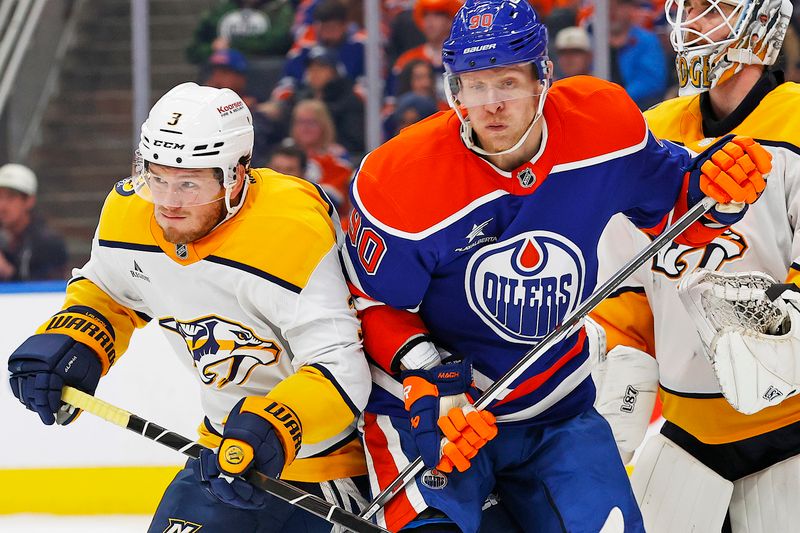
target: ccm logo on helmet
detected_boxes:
[464,43,497,54]
[153,140,185,150]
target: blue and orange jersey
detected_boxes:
[343,76,707,424]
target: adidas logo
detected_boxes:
[130,260,151,282]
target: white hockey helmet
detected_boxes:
[135,82,254,214]
[666,0,793,96]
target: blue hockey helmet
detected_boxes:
[442,0,549,79]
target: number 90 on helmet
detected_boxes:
[133,82,254,210]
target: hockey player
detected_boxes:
[591,0,800,531]
[7,83,371,532]
[341,0,773,531]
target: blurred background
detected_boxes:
[0,0,798,528]
[3,0,798,278]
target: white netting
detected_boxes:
[699,271,787,335]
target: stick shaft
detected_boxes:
[61,386,387,533]
[360,197,716,520]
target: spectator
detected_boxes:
[0,164,67,282]
[554,26,593,79]
[387,0,462,103]
[395,59,437,102]
[186,0,294,64]
[204,49,289,167]
[386,92,438,137]
[276,0,367,100]
[609,0,668,109]
[385,4,425,67]
[296,46,365,155]
[205,49,255,105]
[267,143,308,179]
[288,100,354,213]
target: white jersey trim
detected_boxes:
[352,163,508,241]
[550,119,650,174]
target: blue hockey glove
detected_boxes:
[402,358,496,472]
[196,396,299,509]
[8,333,102,425]
[686,134,770,226]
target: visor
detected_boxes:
[131,152,225,208]
[445,61,547,109]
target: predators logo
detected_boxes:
[652,228,747,279]
[160,315,280,388]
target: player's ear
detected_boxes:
[230,163,246,197]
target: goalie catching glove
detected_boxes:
[402,357,497,473]
[678,269,800,415]
[197,396,302,509]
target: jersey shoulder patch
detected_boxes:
[98,180,157,245]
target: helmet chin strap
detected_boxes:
[456,86,549,158]
[213,169,250,232]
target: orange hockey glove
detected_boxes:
[688,135,771,226]
[437,405,497,473]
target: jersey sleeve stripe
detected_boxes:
[308,362,361,416]
[98,240,162,253]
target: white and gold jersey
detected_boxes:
[594,75,800,444]
[56,168,370,481]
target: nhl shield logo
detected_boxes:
[517,167,536,188]
[466,231,585,343]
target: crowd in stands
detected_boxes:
[3,0,800,282]
[186,0,799,219]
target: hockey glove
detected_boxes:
[687,134,771,225]
[402,358,497,473]
[8,333,102,425]
[197,396,301,509]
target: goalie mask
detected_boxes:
[666,0,793,96]
[442,0,551,156]
[134,82,254,216]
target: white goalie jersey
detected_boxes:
[593,79,800,444]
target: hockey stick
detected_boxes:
[60,386,387,533]
[360,196,718,520]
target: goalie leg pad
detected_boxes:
[631,433,733,533]
[730,453,800,533]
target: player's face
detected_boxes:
[149,164,227,244]
[461,65,542,153]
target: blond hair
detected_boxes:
[291,99,337,150]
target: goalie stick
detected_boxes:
[360,196,718,521]
[60,386,387,533]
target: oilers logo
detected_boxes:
[653,229,747,279]
[466,231,585,343]
[160,315,280,388]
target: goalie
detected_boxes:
[591,0,800,532]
